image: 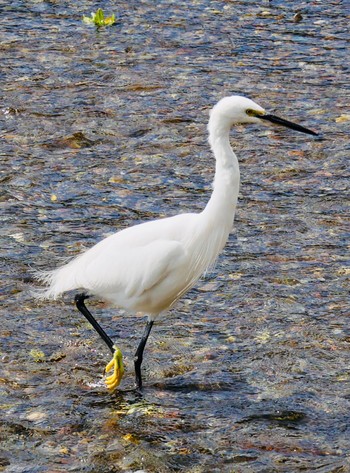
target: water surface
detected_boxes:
[1,1,349,472]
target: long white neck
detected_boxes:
[203,114,240,223]
[181,111,241,280]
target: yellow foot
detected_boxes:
[105,345,124,391]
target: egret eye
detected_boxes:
[246,109,258,117]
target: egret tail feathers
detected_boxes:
[32,264,81,300]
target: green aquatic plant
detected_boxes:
[83,8,116,27]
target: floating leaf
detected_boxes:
[83,8,116,27]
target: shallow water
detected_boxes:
[1,0,349,472]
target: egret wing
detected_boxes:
[82,238,187,300]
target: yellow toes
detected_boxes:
[105,357,115,374]
[104,346,124,392]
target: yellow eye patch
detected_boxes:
[246,109,264,117]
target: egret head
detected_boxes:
[210,96,265,127]
[209,95,317,136]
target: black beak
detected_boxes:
[259,114,318,136]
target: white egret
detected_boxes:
[35,95,317,391]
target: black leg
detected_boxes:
[134,319,154,389]
[75,293,114,354]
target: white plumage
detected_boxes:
[35,95,317,390]
[37,212,229,313]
